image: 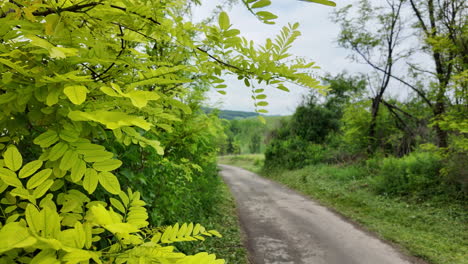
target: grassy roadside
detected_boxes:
[219,155,467,264]
[179,177,250,264]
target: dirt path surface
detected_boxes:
[219,164,415,264]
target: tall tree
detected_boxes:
[333,0,467,149]
[333,0,406,152]
[407,0,467,147]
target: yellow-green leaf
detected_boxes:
[27,169,52,189]
[60,150,79,171]
[90,205,114,225]
[100,86,121,97]
[30,249,60,264]
[4,145,22,171]
[0,222,37,254]
[25,204,43,235]
[251,0,271,9]
[219,12,230,30]
[63,86,88,105]
[19,160,43,178]
[33,130,59,148]
[68,110,152,130]
[59,129,79,142]
[105,223,139,234]
[93,159,122,172]
[110,198,126,213]
[301,0,336,7]
[82,150,113,163]
[83,168,99,194]
[0,168,22,188]
[126,91,160,108]
[48,142,68,161]
[32,179,54,199]
[98,172,121,194]
[71,159,86,182]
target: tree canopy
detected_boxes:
[0,0,334,263]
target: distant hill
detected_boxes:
[202,108,259,120]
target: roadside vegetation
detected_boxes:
[219,155,467,264]
[219,0,467,263]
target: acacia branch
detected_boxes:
[195,47,243,72]
[96,25,126,81]
[2,2,161,26]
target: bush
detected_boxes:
[373,151,442,196]
[264,137,325,170]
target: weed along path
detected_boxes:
[219,164,415,264]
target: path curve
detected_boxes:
[219,164,415,264]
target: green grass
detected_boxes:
[220,156,467,264]
[177,179,250,264]
[218,154,264,173]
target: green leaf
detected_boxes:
[110,198,126,214]
[63,86,88,105]
[60,150,79,171]
[33,131,59,148]
[19,160,42,179]
[25,204,43,235]
[93,159,122,172]
[126,91,160,108]
[27,169,53,189]
[257,101,269,106]
[105,223,139,234]
[4,146,22,172]
[0,222,37,254]
[71,159,86,182]
[219,12,230,30]
[301,0,336,7]
[251,0,271,9]
[256,11,278,20]
[0,168,22,188]
[83,168,99,194]
[82,150,113,163]
[48,142,68,161]
[68,111,152,130]
[59,129,80,142]
[32,179,54,199]
[277,84,290,92]
[30,249,60,264]
[100,86,121,97]
[98,172,121,194]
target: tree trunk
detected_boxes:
[368,95,382,153]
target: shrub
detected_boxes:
[264,137,325,170]
[373,151,442,196]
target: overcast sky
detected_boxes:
[191,1,396,115]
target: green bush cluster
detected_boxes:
[372,151,443,196]
[264,137,325,170]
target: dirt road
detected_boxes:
[219,164,415,264]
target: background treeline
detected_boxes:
[219,115,287,155]
[262,72,466,199]
[262,0,467,200]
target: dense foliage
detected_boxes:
[264,0,467,197]
[0,0,333,263]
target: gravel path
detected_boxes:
[219,164,416,264]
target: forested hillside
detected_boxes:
[0,0,335,263]
[202,108,259,120]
